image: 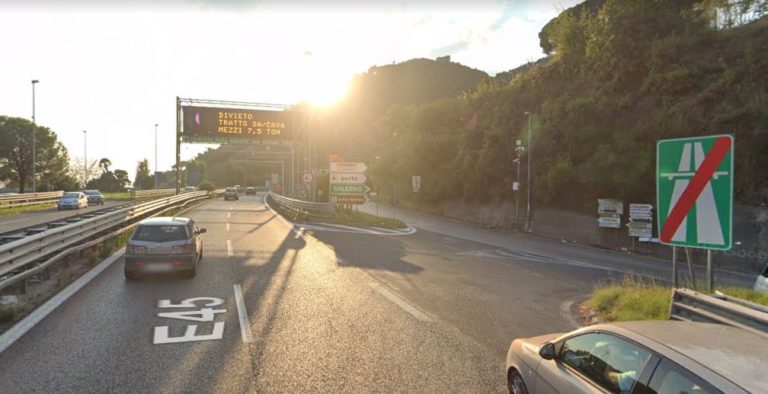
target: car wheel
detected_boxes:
[184,263,197,278]
[508,369,528,394]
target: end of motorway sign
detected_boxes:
[656,134,734,250]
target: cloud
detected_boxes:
[429,40,471,57]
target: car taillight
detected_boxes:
[126,245,147,255]
[172,243,195,254]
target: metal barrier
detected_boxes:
[267,191,334,219]
[0,191,220,291]
[0,191,63,209]
[669,288,768,336]
[132,189,176,199]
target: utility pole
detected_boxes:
[154,123,159,189]
[83,130,87,187]
[31,80,39,192]
[514,139,524,230]
[524,112,533,232]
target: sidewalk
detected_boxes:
[358,202,756,288]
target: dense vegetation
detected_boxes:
[362,0,768,211]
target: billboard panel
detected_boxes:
[182,106,293,143]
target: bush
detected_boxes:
[198,180,215,192]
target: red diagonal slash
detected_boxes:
[660,136,732,243]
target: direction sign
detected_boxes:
[330,173,367,184]
[657,134,733,250]
[332,195,368,204]
[330,162,367,173]
[412,176,421,193]
[330,184,369,194]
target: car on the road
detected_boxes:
[124,216,206,279]
[57,192,88,210]
[224,187,239,200]
[184,186,196,193]
[754,263,768,293]
[506,320,767,394]
[83,189,105,205]
[245,187,255,195]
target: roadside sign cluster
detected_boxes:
[597,199,623,229]
[627,203,654,239]
[330,161,369,205]
[412,176,421,193]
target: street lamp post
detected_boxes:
[154,123,159,190]
[524,112,533,232]
[514,139,524,229]
[83,130,87,187]
[31,80,39,192]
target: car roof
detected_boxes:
[84,189,101,193]
[138,216,191,225]
[595,321,768,392]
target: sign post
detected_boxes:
[657,134,734,292]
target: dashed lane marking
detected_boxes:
[369,282,431,322]
[233,284,253,343]
[227,240,233,256]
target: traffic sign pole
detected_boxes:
[657,134,734,291]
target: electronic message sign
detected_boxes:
[181,106,293,144]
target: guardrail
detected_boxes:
[0,190,221,292]
[669,288,768,336]
[131,189,176,199]
[267,191,334,219]
[0,191,64,209]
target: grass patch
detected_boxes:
[330,210,406,229]
[589,276,671,322]
[0,203,56,217]
[103,192,132,200]
[588,275,768,323]
[716,287,768,305]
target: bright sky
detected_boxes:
[0,0,579,178]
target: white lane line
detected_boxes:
[369,282,431,322]
[227,212,231,219]
[233,284,253,343]
[227,240,233,256]
[0,248,125,354]
[226,223,230,232]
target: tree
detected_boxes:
[98,158,112,174]
[198,180,215,192]
[68,156,99,188]
[134,159,153,189]
[114,169,131,190]
[0,116,71,193]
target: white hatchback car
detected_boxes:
[57,192,88,210]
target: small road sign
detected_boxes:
[330,184,370,194]
[330,162,367,173]
[330,173,367,184]
[333,195,368,204]
[302,172,313,185]
[412,176,421,193]
[657,134,733,250]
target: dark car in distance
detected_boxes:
[124,217,206,280]
[84,189,105,205]
[245,187,255,195]
[224,187,239,200]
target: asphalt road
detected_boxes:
[0,194,755,393]
[0,200,124,235]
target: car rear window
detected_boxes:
[132,225,189,242]
[85,191,100,195]
[64,192,80,198]
[226,188,236,192]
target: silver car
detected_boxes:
[506,320,768,394]
[124,217,206,279]
[57,191,88,210]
